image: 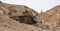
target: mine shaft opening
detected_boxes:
[10,16,36,25]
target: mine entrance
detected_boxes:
[10,16,36,25]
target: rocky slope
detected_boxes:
[39,5,60,29]
[0,1,38,24]
[0,1,60,31]
[0,1,52,31]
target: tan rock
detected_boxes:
[39,5,60,28]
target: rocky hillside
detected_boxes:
[0,1,38,24]
[0,1,60,31]
[0,1,52,31]
[39,5,60,28]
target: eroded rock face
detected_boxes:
[0,2,38,25]
[0,2,43,31]
[0,14,43,31]
[0,2,52,31]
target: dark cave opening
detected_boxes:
[10,16,37,25]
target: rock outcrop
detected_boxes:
[0,1,44,31]
[0,1,38,25]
